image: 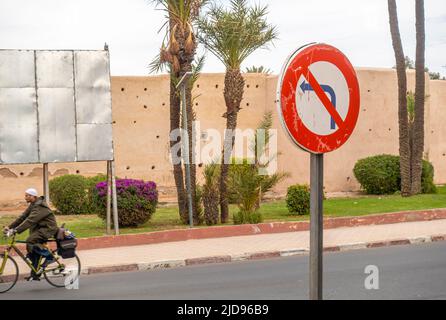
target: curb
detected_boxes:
[79,233,446,276]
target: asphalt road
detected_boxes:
[2,241,446,300]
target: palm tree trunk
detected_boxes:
[220,69,245,223]
[170,79,188,223]
[388,0,411,196]
[411,0,425,194]
[186,81,199,224]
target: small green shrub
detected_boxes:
[202,163,220,226]
[286,184,310,215]
[49,175,90,215]
[353,155,437,195]
[353,155,401,195]
[422,160,437,194]
[233,210,263,225]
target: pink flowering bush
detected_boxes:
[94,179,158,227]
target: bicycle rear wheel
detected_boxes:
[0,254,19,293]
[44,254,81,288]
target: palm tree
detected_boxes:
[411,0,425,194]
[388,0,411,196]
[197,0,277,223]
[245,65,273,75]
[150,0,206,224]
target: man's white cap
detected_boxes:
[25,188,38,197]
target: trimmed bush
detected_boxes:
[94,179,158,227]
[286,184,310,215]
[233,210,263,225]
[49,175,91,215]
[353,154,437,195]
[353,155,400,195]
[422,160,437,194]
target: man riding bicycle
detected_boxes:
[3,188,59,281]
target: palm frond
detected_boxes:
[197,0,277,69]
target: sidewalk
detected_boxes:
[65,219,446,274]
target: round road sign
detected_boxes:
[277,43,360,154]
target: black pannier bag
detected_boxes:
[57,238,78,259]
[56,224,78,259]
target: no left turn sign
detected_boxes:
[277,43,360,154]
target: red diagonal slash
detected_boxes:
[304,69,345,128]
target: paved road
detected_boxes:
[2,242,446,300]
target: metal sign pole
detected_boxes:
[106,160,112,235]
[310,153,324,300]
[43,163,50,203]
[176,72,194,228]
[110,160,119,235]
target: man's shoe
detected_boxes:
[25,275,41,282]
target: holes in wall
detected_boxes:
[76,170,80,174]
[198,163,203,168]
[20,172,24,176]
[144,88,148,91]
[121,88,125,92]
[156,135,160,139]
[197,84,200,88]
[246,84,250,88]
[256,84,259,88]
[367,90,371,93]
[151,165,156,170]
[133,121,137,124]
[113,121,116,124]
[144,105,148,109]
[246,102,250,107]
[126,166,130,170]
[215,84,219,89]
[195,102,199,106]
[162,102,166,106]
[369,129,372,132]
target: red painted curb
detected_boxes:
[323,246,341,252]
[432,235,445,242]
[248,251,281,260]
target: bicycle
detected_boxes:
[0,233,81,293]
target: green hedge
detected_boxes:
[353,154,437,195]
[49,175,91,215]
[286,184,310,215]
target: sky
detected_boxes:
[0,0,444,77]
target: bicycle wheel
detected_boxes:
[0,254,19,293]
[44,254,81,288]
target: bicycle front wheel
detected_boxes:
[0,254,19,293]
[44,254,81,288]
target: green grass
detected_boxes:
[1,186,445,243]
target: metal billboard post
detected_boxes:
[176,72,194,228]
[110,160,119,235]
[106,160,112,235]
[310,153,323,300]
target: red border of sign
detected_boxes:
[277,43,360,154]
